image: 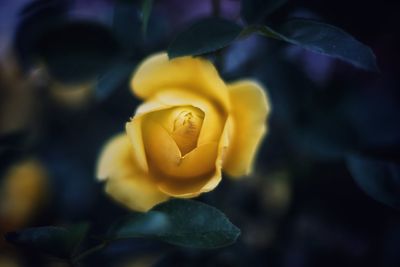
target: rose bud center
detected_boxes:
[171,107,204,155]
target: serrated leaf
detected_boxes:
[168,18,243,59]
[255,19,378,71]
[5,223,89,259]
[108,199,240,249]
[241,0,288,24]
[347,155,400,209]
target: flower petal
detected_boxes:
[153,122,229,198]
[125,99,171,173]
[150,89,227,146]
[97,134,168,211]
[155,139,224,197]
[223,80,271,177]
[131,53,230,111]
[97,134,134,180]
[156,172,217,198]
[105,175,169,212]
[126,117,148,172]
[142,117,218,179]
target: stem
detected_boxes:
[211,0,221,17]
[214,49,225,72]
[211,0,225,72]
[72,241,109,264]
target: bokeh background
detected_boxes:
[1,0,400,266]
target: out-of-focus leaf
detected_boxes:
[5,223,89,259]
[112,1,142,53]
[19,0,69,17]
[347,155,400,209]
[0,131,27,152]
[359,146,400,164]
[296,116,359,159]
[141,0,153,35]
[107,199,240,248]
[254,19,378,71]
[15,0,69,69]
[0,131,28,171]
[168,18,243,59]
[95,61,136,101]
[241,0,288,24]
[35,21,121,83]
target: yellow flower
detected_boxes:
[97,52,270,211]
[0,159,49,235]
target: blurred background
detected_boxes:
[1,0,400,266]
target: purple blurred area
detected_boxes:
[159,0,240,29]
[0,0,114,58]
[0,0,31,58]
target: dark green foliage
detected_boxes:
[141,0,153,35]
[113,1,142,53]
[259,19,378,71]
[168,18,243,59]
[241,0,288,24]
[108,199,241,248]
[5,223,89,259]
[96,61,137,101]
[0,131,27,152]
[347,156,400,209]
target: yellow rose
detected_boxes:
[97,52,270,211]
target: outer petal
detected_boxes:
[105,175,169,212]
[223,80,271,177]
[131,53,230,111]
[152,117,230,198]
[126,117,148,172]
[125,100,172,172]
[97,134,134,180]
[96,134,168,211]
[142,117,218,179]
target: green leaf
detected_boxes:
[347,156,400,209]
[112,1,142,52]
[241,24,282,40]
[5,223,89,259]
[241,0,288,24]
[141,0,153,35]
[95,60,136,101]
[108,199,240,248]
[168,18,243,59]
[254,19,378,71]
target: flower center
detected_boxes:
[170,107,204,156]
